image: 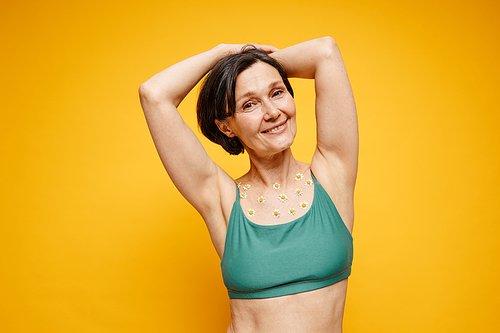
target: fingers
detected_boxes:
[252,44,280,53]
[219,43,279,56]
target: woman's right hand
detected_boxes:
[215,43,279,57]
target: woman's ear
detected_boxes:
[215,119,235,138]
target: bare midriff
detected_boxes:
[226,279,348,333]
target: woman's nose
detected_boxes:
[263,102,280,120]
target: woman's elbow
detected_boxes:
[318,36,339,59]
[139,81,163,105]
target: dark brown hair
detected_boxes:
[197,47,294,155]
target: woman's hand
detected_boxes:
[215,43,279,57]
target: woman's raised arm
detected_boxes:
[272,37,358,187]
[139,45,245,215]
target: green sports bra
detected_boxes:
[220,172,353,299]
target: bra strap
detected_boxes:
[234,182,240,202]
[311,170,318,183]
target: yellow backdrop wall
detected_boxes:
[1,0,499,332]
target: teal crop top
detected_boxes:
[220,172,353,299]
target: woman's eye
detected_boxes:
[243,102,254,109]
[272,90,283,97]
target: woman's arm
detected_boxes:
[139,44,277,216]
[139,45,233,215]
[272,37,358,187]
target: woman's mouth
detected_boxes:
[262,120,287,134]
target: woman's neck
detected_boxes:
[245,148,302,188]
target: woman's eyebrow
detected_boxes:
[268,80,283,89]
[236,80,284,103]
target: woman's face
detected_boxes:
[223,61,297,157]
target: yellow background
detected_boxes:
[2,0,499,332]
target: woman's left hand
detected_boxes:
[216,43,279,57]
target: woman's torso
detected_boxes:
[205,164,354,332]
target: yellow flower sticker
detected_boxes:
[300,201,309,209]
[278,194,288,202]
[288,208,296,215]
[273,209,280,217]
[247,209,256,217]
[295,173,303,180]
[257,196,265,204]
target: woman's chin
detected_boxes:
[248,141,295,158]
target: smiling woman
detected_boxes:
[139,37,358,333]
[197,47,295,156]
[217,62,297,156]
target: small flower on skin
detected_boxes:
[295,173,304,180]
[273,209,280,217]
[237,182,242,188]
[278,194,288,202]
[288,208,296,215]
[295,188,303,196]
[243,184,251,190]
[257,196,265,204]
[300,201,309,209]
[305,179,313,186]
[247,209,256,217]
[273,183,280,190]
[240,192,247,199]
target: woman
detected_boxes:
[139,37,358,333]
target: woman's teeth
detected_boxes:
[265,124,284,133]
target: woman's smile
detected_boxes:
[261,119,288,134]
